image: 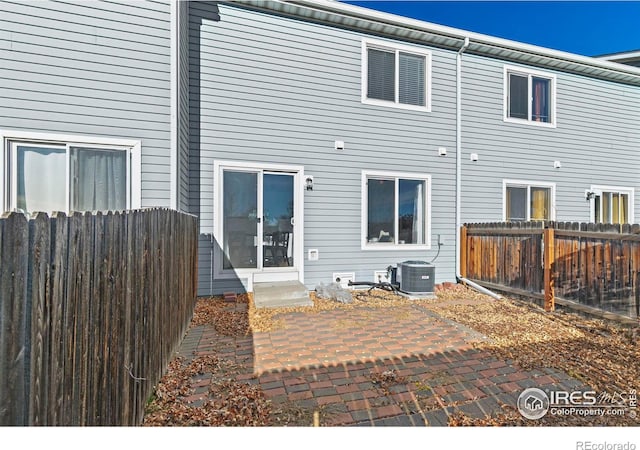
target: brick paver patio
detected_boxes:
[176,300,588,426]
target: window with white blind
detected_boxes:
[361,38,431,111]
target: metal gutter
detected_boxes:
[248,0,640,85]
[453,36,502,301]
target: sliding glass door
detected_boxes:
[221,169,296,272]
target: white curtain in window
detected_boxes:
[412,183,424,244]
[72,148,127,211]
[17,145,66,213]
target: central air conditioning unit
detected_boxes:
[396,261,435,294]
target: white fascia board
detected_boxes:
[275,0,640,81]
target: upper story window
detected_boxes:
[1,131,141,214]
[361,38,431,112]
[504,180,555,222]
[362,170,431,250]
[504,66,556,127]
[589,186,634,224]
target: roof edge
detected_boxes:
[238,0,640,85]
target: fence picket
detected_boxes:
[28,212,51,426]
[0,209,198,426]
[462,221,640,319]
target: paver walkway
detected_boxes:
[176,300,588,426]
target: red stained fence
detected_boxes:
[0,208,198,426]
[461,222,640,320]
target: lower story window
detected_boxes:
[4,136,136,214]
[504,181,554,221]
[363,171,430,248]
[591,187,633,224]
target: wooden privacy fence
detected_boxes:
[0,208,198,426]
[461,222,640,319]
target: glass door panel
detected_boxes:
[262,173,294,268]
[222,170,258,270]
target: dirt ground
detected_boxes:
[143,284,639,426]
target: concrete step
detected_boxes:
[253,280,312,309]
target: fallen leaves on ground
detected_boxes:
[424,293,639,426]
[191,294,251,336]
[144,295,314,426]
[248,288,444,333]
[143,353,271,426]
[145,285,639,426]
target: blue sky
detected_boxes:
[344,1,640,57]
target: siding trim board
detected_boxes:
[170,0,178,210]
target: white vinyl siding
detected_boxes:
[0,1,172,209]
[192,3,457,295]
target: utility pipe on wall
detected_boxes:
[455,37,469,279]
[453,37,502,300]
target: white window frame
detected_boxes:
[212,159,305,290]
[503,180,556,221]
[503,65,557,128]
[589,185,634,224]
[1,130,141,214]
[361,170,431,250]
[361,38,432,112]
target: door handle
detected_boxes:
[290,217,295,226]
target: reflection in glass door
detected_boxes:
[221,170,295,271]
[262,173,294,268]
[222,170,258,270]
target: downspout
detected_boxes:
[453,37,502,300]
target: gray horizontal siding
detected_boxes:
[190,2,458,295]
[0,0,173,208]
[178,0,190,212]
[460,53,640,224]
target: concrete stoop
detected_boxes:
[253,280,313,309]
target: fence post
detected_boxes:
[460,225,468,279]
[543,227,555,311]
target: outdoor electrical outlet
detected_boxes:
[438,234,445,245]
[374,270,390,283]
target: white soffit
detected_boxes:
[237,0,640,86]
